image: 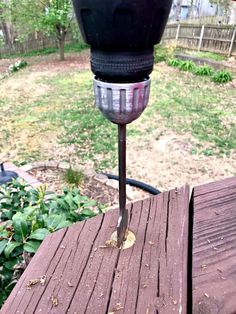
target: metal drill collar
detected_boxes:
[93,78,151,125]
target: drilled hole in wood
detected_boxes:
[109,230,136,250]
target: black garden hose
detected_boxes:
[102,173,161,195]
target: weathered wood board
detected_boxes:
[192,177,236,314]
[1,186,189,314]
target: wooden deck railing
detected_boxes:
[1,177,236,313]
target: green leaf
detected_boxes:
[4,258,19,270]
[45,214,71,231]
[4,242,22,258]
[0,239,8,255]
[83,200,97,207]
[64,194,75,209]
[12,216,29,242]
[29,228,50,241]
[23,240,41,253]
[80,209,96,218]
[54,220,71,231]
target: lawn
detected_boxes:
[0,50,235,190]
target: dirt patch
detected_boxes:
[30,50,90,73]
[125,130,236,191]
[0,50,90,76]
[0,51,90,102]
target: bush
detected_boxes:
[179,60,196,72]
[154,45,168,63]
[194,65,213,76]
[0,179,101,306]
[167,58,183,67]
[154,43,176,63]
[64,168,84,185]
[211,70,232,84]
[9,60,27,73]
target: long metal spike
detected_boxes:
[117,124,128,248]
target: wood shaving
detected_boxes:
[105,239,118,248]
[26,275,46,289]
[204,293,209,298]
[114,302,123,311]
[51,296,59,307]
[148,241,155,245]
[67,281,74,287]
[201,264,207,270]
[172,300,178,305]
[146,307,150,314]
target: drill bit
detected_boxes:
[117,124,128,248]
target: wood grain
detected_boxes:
[1,186,189,314]
[192,177,236,314]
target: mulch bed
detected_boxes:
[29,168,119,207]
[29,168,151,208]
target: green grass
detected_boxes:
[145,68,236,155]
[0,53,235,170]
[44,72,117,169]
[184,50,227,62]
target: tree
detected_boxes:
[175,0,183,21]
[0,0,15,47]
[2,0,74,60]
[40,0,73,61]
[209,0,231,18]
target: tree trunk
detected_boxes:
[59,37,65,61]
[57,27,66,61]
[175,0,183,21]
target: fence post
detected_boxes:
[198,25,205,52]
[176,24,181,41]
[228,27,236,57]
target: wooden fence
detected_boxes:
[1,24,236,57]
[0,32,76,56]
[162,23,236,56]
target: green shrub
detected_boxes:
[154,45,168,63]
[9,60,27,73]
[64,168,84,185]
[179,60,196,72]
[154,44,176,63]
[194,65,213,76]
[167,58,183,67]
[211,70,232,84]
[0,179,101,306]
